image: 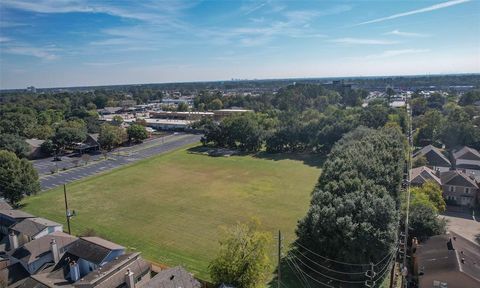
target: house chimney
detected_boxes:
[125,268,135,288]
[50,238,59,263]
[70,261,81,282]
[8,231,18,250]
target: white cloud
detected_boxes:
[329,38,398,45]
[3,45,59,60]
[83,61,130,66]
[385,30,429,37]
[356,0,471,25]
[366,49,430,59]
[0,37,11,43]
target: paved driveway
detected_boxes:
[36,133,201,191]
[440,206,480,245]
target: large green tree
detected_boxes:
[99,124,126,151]
[0,133,30,158]
[295,127,405,284]
[0,150,40,205]
[209,220,272,288]
[127,124,148,143]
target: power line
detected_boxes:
[287,256,335,288]
[293,250,366,275]
[288,254,366,284]
[284,255,308,288]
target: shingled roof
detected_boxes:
[11,218,62,238]
[141,266,201,288]
[410,166,441,186]
[415,232,480,288]
[10,232,77,265]
[67,237,124,265]
[453,146,480,161]
[440,170,478,188]
[413,145,451,168]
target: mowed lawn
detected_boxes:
[22,145,322,279]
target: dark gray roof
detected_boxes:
[67,237,122,265]
[440,170,478,188]
[141,266,201,288]
[416,232,480,287]
[456,163,480,170]
[74,252,150,288]
[11,218,62,237]
[0,209,35,220]
[413,145,451,167]
[11,232,77,265]
[453,146,480,161]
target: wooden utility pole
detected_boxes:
[64,184,71,235]
[277,230,282,288]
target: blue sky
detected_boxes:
[0,0,479,89]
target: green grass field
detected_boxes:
[22,145,322,280]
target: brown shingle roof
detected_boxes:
[410,166,441,186]
[440,170,478,188]
[413,145,451,167]
[453,146,480,161]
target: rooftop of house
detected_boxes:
[453,146,480,161]
[67,237,124,265]
[140,266,201,288]
[440,170,479,188]
[25,139,46,148]
[416,232,480,288]
[74,252,150,288]
[413,145,451,167]
[11,217,62,237]
[410,166,441,186]
[0,262,30,287]
[0,199,12,210]
[0,209,35,220]
[10,232,77,265]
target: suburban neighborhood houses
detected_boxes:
[0,206,201,288]
[412,145,480,207]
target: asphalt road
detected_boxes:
[35,133,201,191]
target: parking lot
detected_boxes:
[440,206,480,244]
[34,133,201,191]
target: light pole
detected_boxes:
[63,184,76,235]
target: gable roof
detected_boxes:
[0,209,35,220]
[440,170,479,188]
[453,146,480,161]
[410,166,441,186]
[141,266,201,288]
[25,139,46,148]
[10,232,77,265]
[11,217,62,237]
[413,145,451,167]
[67,237,123,265]
[0,262,30,287]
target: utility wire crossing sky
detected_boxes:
[0,0,479,89]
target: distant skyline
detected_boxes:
[1,0,479,89]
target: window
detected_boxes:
[449,186,454,192]
[465,187,470,194]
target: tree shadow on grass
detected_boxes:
[186,145,325,169]
[254,152,326,169]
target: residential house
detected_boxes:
[453,146,480,181]
[0,262,30,288]
[23,252,150,288]
[9,231,77,274]
[10,218,63,247]
[413,145,451,172]
[413,232,480,288]
[410,166,441,187]
[141,266,201,288]
[0,199,13,210]
[0,210,35,236]
[440,170,479,207]
[63,237,125,277]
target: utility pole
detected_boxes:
[402,101,413,287]
[277,230,282,288]
[364,262,376,288]
[64,184,71,235]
